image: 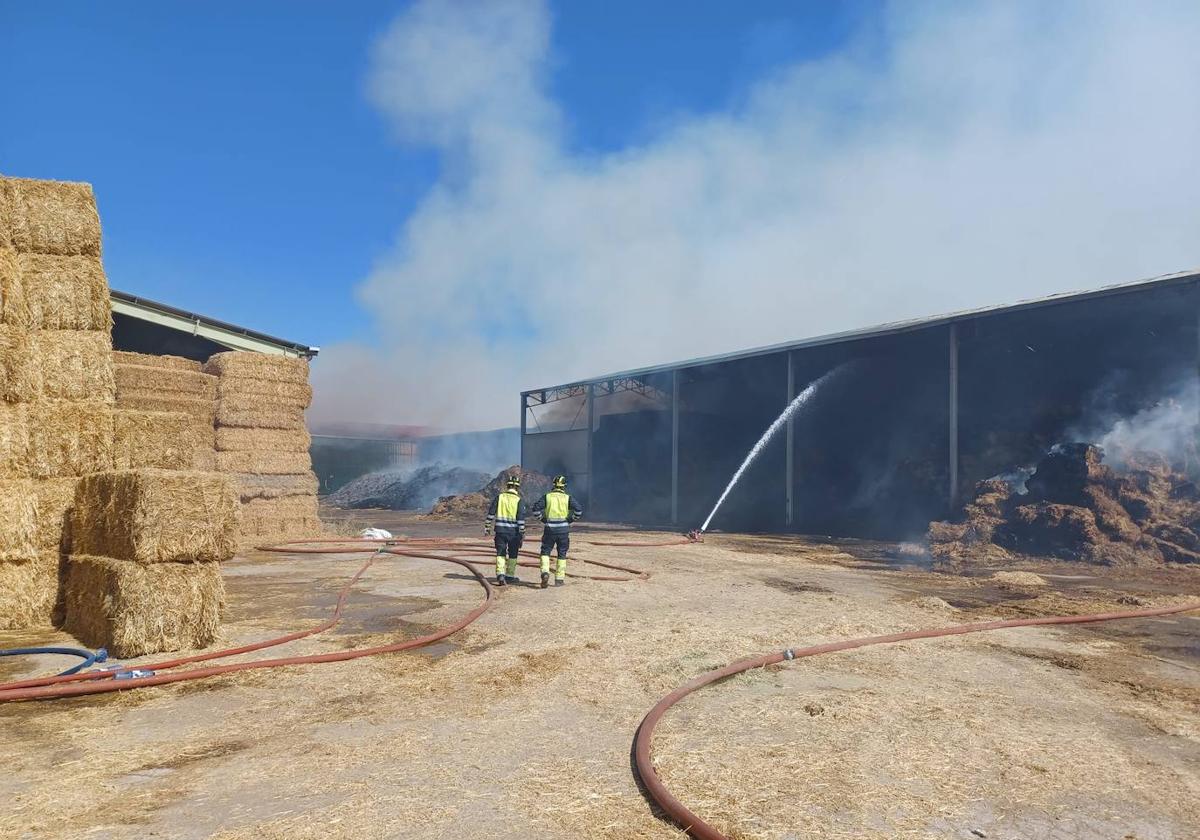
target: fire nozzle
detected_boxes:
[685,529,703,543]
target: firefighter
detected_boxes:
[531,475,583,588]
[484,474,526,586]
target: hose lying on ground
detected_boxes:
[634,599,1200,840]
[0,534,661,703]
[0,645,108,677]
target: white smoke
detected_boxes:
[1067,375,1200,470]
[310,0,1200,430]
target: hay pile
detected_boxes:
[929,443,1200,568]
[205,351,320,544]
[426,466,554,520]
[329,463,492,511]
[0,176,113,628]
[113,358,217,469]
[62,469,237,655]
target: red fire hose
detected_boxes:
[0,534,660,703]
[633,599,1200,840]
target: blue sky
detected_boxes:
[0,1,874,350]
[4,2,1197,429]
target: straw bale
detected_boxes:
[214,401,305,430]
[0,179,11,249]
[215,426,311,453]
[216,376,312,407]
[0,403,30,476]
[115,363,216,400]
[61,555,223,657]
[0,553,60,630]
[0,325,40,402]
[114,391,215,421]
[215,450,311,475]
[192,449,217,471]
[0,479,37,562]
[241,495,318,521]
[33,477,77,552]
[4,177,102,257]
[26,401,113,478]
[203,351,308,384]
[16,253,110,330]
[113,350,202,372]
[239,514,323,543]
[112,409,206,470]
[33,329,115,402]
[0,247,32,327]
[71,469,239,564]
[232,472,319,502]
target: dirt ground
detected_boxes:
[2,512,1199,840]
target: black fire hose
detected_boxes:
[0,645,109,677]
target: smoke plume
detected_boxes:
[310,0,1200,430]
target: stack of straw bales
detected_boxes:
[1,175,244,656]
[205,351,321,544]
[1,176,112,629]
[63,469,237,656]
[113,350,218,470]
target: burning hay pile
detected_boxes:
[328,463,490,511]
[426,466,554,520]
[1,176,113,628]
[205,351,321,544]
[929,443,1200,568]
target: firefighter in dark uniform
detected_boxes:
[484,474,526,586]
[531,475,583,588]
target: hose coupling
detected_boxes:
[114,669,155,680]
[783,649,795,661]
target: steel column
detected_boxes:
[519,392,527,472]
[785,352,795,528]
[671,370,680,525]
[586,383,595,504]
[948,324,960,509]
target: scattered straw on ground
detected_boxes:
[2,525,1197,839]
[992,570,1049,587]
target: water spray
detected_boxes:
[699,365,844,533]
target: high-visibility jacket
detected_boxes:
[532,490,582,531]
[486,489,526,535]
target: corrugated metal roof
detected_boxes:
[111,289,318,358]
[524,268,1200,394]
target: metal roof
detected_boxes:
[110,289,319,358]
[524,268,1200,394]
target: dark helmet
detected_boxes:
[552,475,567,490]
[506,474,521,489]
